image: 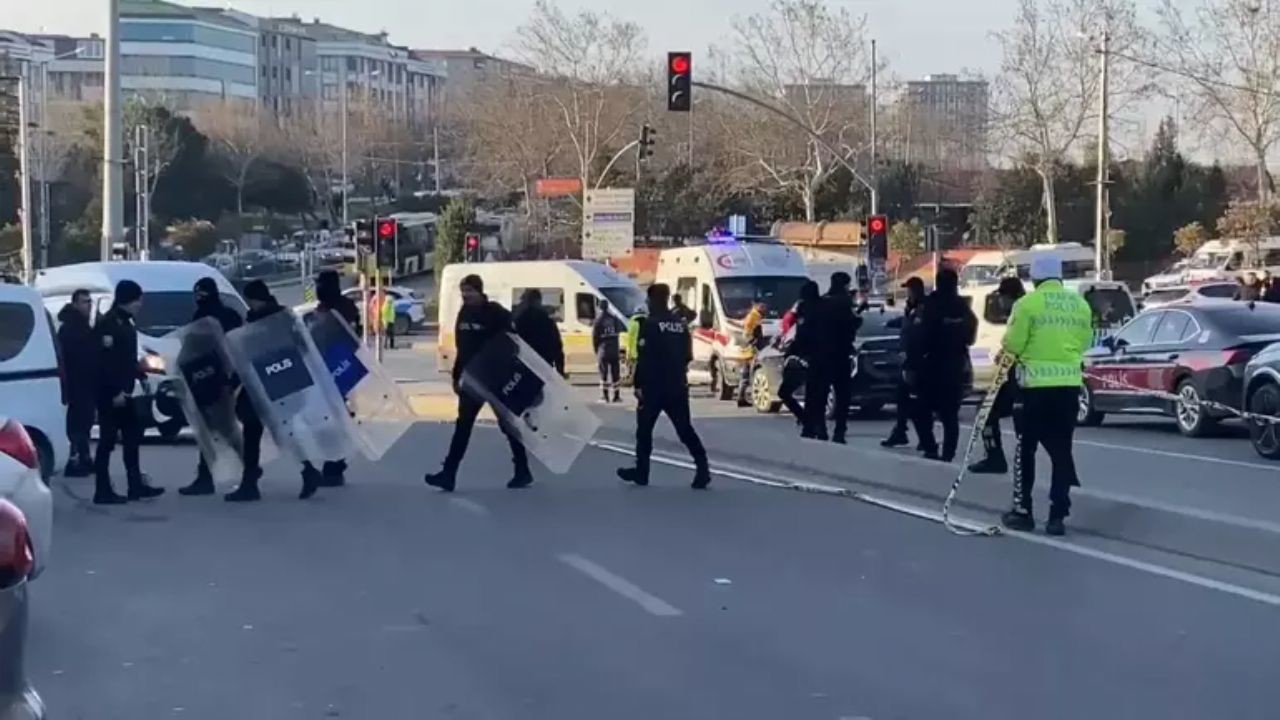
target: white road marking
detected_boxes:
[448,497,490,516]
[558,553,683,617]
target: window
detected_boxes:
[261,65,267,78]
[1204,304,1280,336]
[285,67,292,83]
[0,302,35,362]
[982,290,1015,325]
[575,293,597,324]
[271,35,278,49]
[1114,312,1162,348]
[675,277,697,310]
[285,38,292,51]
[700,284,716,327]
[600,286,644,318]
[1082,287,1135,326]
[271,66,278,79]
[1151,312,1193,344]
[131,292,247,337]
[1199,283,1236,299]
[321,56,337,71]
[347,57,357,72]
[512,288,564,322]
[261,35,267,48]
[322,83,337,100]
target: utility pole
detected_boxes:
[432,124,441,193]
[1094,30,1110,280]
[103,0,125,261]
[870,38,879,216]
[134,125,150,260]
[17,73,34,284]
[38,64,50,270]
[340,77,349,227]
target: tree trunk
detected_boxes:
[1039,167,1059,244]
[1257,150,1271,203]
[802,183,816,223]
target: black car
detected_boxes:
[1081,300,1280,436]
[750,307,904,416]
[1242,340,1280,459]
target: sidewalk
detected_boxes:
[379,342,493,422]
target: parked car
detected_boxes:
[1140,282,1238,310]
[342,285,427,334]
[751,306,905,416]
[1080,300,1280,436]
[0,283,68,481]
[0,419,51,577]
[235,249,279,279]
[0,498,46,719]
[1241,342,1280,458]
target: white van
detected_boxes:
[1141,237,1280,295]
[0,282,69,479]
[960,243,1098,287]
[35,262,246,440]
[963,278,1137,390]
[654,238,809,399]
[436,260,645,376]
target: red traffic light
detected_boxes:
[867,215,887,234]
[465,234,479,249]
[670,54,690,75]
[376,219,396,240]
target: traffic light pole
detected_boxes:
[17,73,33,284]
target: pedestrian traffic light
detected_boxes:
[353,219,374,254]
[639,123,656,162]
[866,214,888,263]
[465,233,480,262]
[667,52,692,112]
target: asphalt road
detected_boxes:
[26,348,1280,719]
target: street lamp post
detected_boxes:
[35,48,85,269]
[1095,30,1111,281]
[102,0,125,261]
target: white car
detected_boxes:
[0,418,52,578]
[295,285,428,334]
[0,282,68,480]
[1140,282,1238,310]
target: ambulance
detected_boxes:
[654,236,809,400]
[436,260,645,376]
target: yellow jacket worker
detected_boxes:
[999,253,1094,537]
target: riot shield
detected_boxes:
[459,332,601,474]
[163,317,245,484]
[303,309,415,460]
[223,309,358,465]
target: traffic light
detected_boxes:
[638,123,656,162]
[353,219,374,254]
[375,217,398,269]
[866,214,888,263]
[667,52,691,112]
[465,233,480,262]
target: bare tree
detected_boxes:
[1216,198,1277,265]
[715,0,877,221]
[123,99,183,203]
[1153,0,1280,201]
[992,0,1147,242]
[193,103,279,215]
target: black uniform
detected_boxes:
[908,290,978,461]
[314,278,360,485]
[804,290,861,442]
[970,284,1024,474]
[186,291,244,492]
[57,304,96,475]
[428,296,530,490]
[882,298,930,448]
[779,300,818,425]
[592,312,625,400]
[672,300,696,326]
[230,299,281,500]
[92,304,157,501]
[621,308,709,487]
[514,303,565,374]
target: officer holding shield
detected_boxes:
[314,269,359,486]
[424,274,532,492]
[180,278,244,497]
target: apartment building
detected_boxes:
[895,74,989,170]
[410,47,531,109]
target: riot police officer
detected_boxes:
[92,280,164,505]
[617,283,710,489]
[314,269,359,487]
[805,272,860,443]
[882,277,928,449]
[909,267,977,462]
[180,277,244,497]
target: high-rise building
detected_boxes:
[117,0,258,106]
[219,10,317,119]
[895,74,989,170]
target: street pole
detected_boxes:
[17,73,34,284]
[133,124,149,260]
[38,64,49,270]
[870,38,879,216]
[432,124,441,193]
[1095,30,1110,280]
[103,0,125,261]
[341,79,349,228]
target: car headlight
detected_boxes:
[140,352,166,374]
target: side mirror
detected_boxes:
[698,310,714,330]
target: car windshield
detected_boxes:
[600,285,646,317]
[717,276,808,320]
[132,291,247,337]
[1083,288,1135,326]
[1204,305,1280,336]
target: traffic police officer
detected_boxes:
[617,283,711,489]
[1000,253,1094,536]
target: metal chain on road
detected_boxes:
[942,354,1015,537]
[1083,372,1280,427]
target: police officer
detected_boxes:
[93,280,164,505]
[57,288,96,477]
[514,288,565,375]
[881,277,928,449]
[1000,254,1093,536]
[968,277,1026,474]
[592,298,625,402]
[425,274,532,492]
[617,283,711,489]
[909,267,977,462]
[314,269,359,487]
[779,280,820,427]
[671,294,696,325]
[180,277,245,496]
[623,304,647,385]
[804,272,860,443]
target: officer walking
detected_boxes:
[881,277,928,449]
[514,288,565,375]
[314,269,360,487]
[908,267,977,462]
[57,288,96,477]
[779,280,820,426]
[968,277,1026,474]
[425,274,532,492]
[180,277,245,496]
[623,304,647,385]
[1000,254,1093,536]
[804,272,860,443]
[92,280,164,505]
[617,283,711,489]
[592,298,625,403]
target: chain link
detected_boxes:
[1083,372,1280,426]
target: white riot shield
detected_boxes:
[459,332,601,474]
[303,309,414,460]
[163,318,245,484]
[223,309,358,465]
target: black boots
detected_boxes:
[968,455,1008,475]
[93,483,128,505]
[616,467,648,487]
[319,461,346,488]
[127,476,165,501]
[424,468,457,492]
[1000,510,1035,532]
[299,465,322,500]
[506,468,534,489]
[225,468,263,503]
[691,466,711,490]
[880,428,909,448]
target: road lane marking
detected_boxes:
[557,553,683,617]
[448,497,490,516]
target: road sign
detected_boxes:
[582,188,635,260]
[536,177,583,198]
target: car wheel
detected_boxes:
[1248,382,1280,459]
[157,421,184,442]
[395,315,410,335]
[714,358,734,401]
[751,367,781,414]
[1174,378,1214,437]
[1077,384,1104,427]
